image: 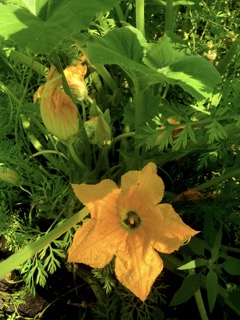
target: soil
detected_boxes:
[0,261,239,319]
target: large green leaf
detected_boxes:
[159,55,222,101]
[0,0,119,53]
[87,27,221,101]
[87,26,148,72]
[144,32,191,69]
[144,32,221,101]
[86,26,167,88]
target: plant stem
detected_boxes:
[161,254,240,316]
[0,207,89,279]
[112,132,135,144]
[188,268,209,320]
[196,168,240,191]
[136,0,145,36]
[165,0,174,32]
[114,3,126,22]
[94,64,119,93]
[68,143,87,171]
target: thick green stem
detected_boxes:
[188,268,209,320]
[114,3,126,22]
[136,0,145,36]
[0,207,89,279]
[94,64,118,93]
[165,0,174,32]
[68,143,87,171]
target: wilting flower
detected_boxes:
[64,59,88,101]
[40,66,79,143]
[68,162,198,301]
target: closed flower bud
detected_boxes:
[96,115,112,148]
[84,117,98,144]
[0,167,23,186]
[40,70,79,144]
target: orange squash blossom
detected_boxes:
[68,162,198,301]
[40,66,79,143]
[64,60,88,101]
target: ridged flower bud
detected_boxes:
[95,115,112,148]
[40,67,79,144]
[0,167,23,186]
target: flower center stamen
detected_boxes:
[123,211,141,229]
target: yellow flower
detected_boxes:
[64,60,88,101]
[68,162,198,301]
[40,66,79,143]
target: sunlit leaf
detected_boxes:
[178,258,207,270]
[144,32,191,69]
[144,32,221,101]
[206,270,218,313]
[159,55,222,101]
[87,26,148,72]
[0,0,120,53]
[169,274,201,306]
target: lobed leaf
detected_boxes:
[0,0,120,54]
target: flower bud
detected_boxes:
[40,70,79,144]
[96,115,112,148]
[84,117,98,144]
[0,167,23,186]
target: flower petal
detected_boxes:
[121,162,164,205]
[72,179,118,208]
[152,204,199,253]
[68,215,126,268]
[115,231,163,301]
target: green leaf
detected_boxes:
[211,225,222,262]
[0,0,119,53]
[221,257,240,275]
[169,274,201,306]
[206,120,227,144]
[159,55,222,101]
[178,258,207,270]
[144,32,221,101]
[227,283,240,314]
[172,123,197,151]
[144,32,191,69]
[206,270,218,313]
[11,0,49,17]
[87,26,147,71]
